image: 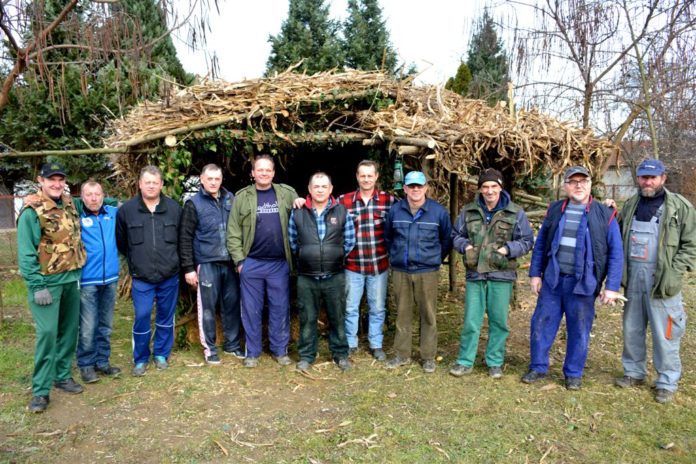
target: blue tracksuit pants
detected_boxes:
[239,257,290,358]
[529,274,596,378]
[131,274,179,365]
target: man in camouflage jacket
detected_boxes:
[18,163,87,413]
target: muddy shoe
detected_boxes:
[224,349,245,359]
[244,357,259,368]
[385,356,411,369]
[335,357,352,371]
[449,363,473,377]
[29,395,49,413]
[521,370,546,384]
[370,348,387,361]
[80,367,99,384]
[154,356,169,370]
[489,366,503,379]
[565,377,582,390]
[206,354,221,365]
[54,378,84,394]
[615,375,645,388]
[655,389,675,404]
[422,359,436,374]
[132,363,147,377]
[296,360,311,372]
[96,365,121,376]
[273,355,292,366]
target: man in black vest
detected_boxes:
[288,172,356,372]
[179,164,242,365]
[523,166,623,390]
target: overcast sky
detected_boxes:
[172,0,523,85]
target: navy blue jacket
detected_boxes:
[80,204,120,286]
[179,188,233,273]
[384,198,452,273]
[529,197,623,296]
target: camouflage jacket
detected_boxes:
[22,191,86,276]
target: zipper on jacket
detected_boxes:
[98,214,106,284]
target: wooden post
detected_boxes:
[449,172,458,292]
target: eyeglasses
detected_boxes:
[406,184,426,189]
[565,179,590,187]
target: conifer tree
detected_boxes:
[445,62,472,96]
[266,0,343,75]
[466,10,510,105]
[342,0,397,75]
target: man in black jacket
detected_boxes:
[179,164,243,365]
[116,165,182,376]
[288,172,356,372]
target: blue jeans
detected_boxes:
[77,282,117,368]
[344,270,388,349]
[131,275,179,365]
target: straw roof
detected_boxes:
[106,69,618,185]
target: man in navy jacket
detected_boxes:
[384,171,452,373]
[522,166,623,390]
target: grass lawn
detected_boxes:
[0,229,694,462]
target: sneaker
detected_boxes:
[95,365,122,376]
[565,377,582,390]
[244,357,259,368]
[154,356,168,370]
[206,354,221,365]
[521,370,546,384]
[422,359,436,374]
[335,357,352,371]
[489,366,503,379]
[29,395,49,413]
[80,367,100,384]
[615,375,645,389]
[273,355,292,366]
[132,363,147,377]
[224,349,245,359]
[296,360,311,372]
[449,363,473,377]
[348,347,358,356]
[54,378,84,394]
[370,348,387,361]
[655,389,675,404]
[385,356,411,369]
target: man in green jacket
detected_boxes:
[226,154,300,368]
[18,163,87,413]
[615,159,696,403]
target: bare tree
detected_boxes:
[0,0,215,113]
[508,0,696,154]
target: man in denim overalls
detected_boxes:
[615,159,696,404]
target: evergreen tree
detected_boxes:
[466,10,510,105]
[445,62,472,96]
[0,0,192,194]
[266,0,343,75]
[342,0,398,75]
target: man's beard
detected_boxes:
[640,186,663,198]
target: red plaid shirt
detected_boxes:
[338,190,395,275]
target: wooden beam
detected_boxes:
[397,145,420,156]
[0,146,150,158]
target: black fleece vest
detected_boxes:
[293,204,347,276]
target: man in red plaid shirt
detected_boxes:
[338,160,395,361]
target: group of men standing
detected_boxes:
[17,156,694,413]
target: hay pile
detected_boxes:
[106,69,618,185]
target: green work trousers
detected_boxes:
[29,281,81,396]
[456,280,512,368]
[392,270,439,361]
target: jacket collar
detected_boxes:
[137,193,167,213]
[305,196,336,210]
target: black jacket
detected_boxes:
[293,203,347,277]
[116,193,182,283]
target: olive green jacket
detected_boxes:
[226,183,298,271]
[618,188,696,298]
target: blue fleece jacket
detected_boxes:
[80,204,120,286]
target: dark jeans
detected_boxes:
[196,262,241,357]
[77,282,117,368]
[297,273,349,363]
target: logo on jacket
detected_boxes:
[81,217,94,228]
[330,217,338,225]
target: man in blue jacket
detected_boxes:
[116,165,182,376]
[384,171,452,373]
[523,166,623,390]
[76,180,122,383]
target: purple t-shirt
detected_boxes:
[248,187,285,260]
